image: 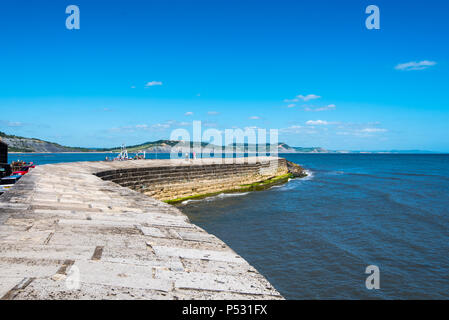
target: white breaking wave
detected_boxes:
[181,199,199,205]
[212,192,249,199]
[182,171,314,204]
[302,169,314,180]
[268,170,314,191]
[269,184,285,190]
[181,192,250,205]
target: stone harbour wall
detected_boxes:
[0,157,286,300]
[95,157,289,201]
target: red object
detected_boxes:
[11,162,36,176]
[12,165,34,176]
[12,170,28,176]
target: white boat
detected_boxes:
[0,175,22,195]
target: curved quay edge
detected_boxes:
[0,157,288,300]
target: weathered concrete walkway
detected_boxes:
[0,158,283,299]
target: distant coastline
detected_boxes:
[9,151,447,155]
[9,151,113,154]
[1,131,442,154]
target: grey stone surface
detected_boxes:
[0,157,283,300]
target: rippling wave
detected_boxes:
[181,192,250,205]
[182,154,449,299]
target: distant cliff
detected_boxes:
[276,143,330,153]
[1,131,330,153]
[108,141,331,154]
[4,131,428,154]
[0,132,93,153]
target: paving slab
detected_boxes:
[0,158,283,299]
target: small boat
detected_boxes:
[0,174,22,195]
[10,161,35,172]
[133,150,146,160]
[12,162,35,176]
[113,144,129,161]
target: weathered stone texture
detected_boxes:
[96,157,289,201]
[0,157,284,300]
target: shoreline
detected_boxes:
[8,151,116,154]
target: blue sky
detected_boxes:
[0,0,448,151]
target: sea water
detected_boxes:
[9,153,449,299]
[181,154,449,299]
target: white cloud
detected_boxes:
[315,104,336,111]
[395,60,436,71]
[0,120,27,127]
[4,121,24,127]
[306,120,328,126]
[284,98,299,103]
[207,111,219,115]
[150,123,171,129]
[336,126,388,137]
[110,120,191,133]
[279,125,303,134]
[297,94,321,101]
[249,116,260,120]
[304,104,336,112]
[109,125,140,133]
[359,128,387,133]
[280,124,318,135]
[145,81,163,87]
[203,121,218,127]
[0,120,48,130]
[287,104,296,108]
[185,112,194,116]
